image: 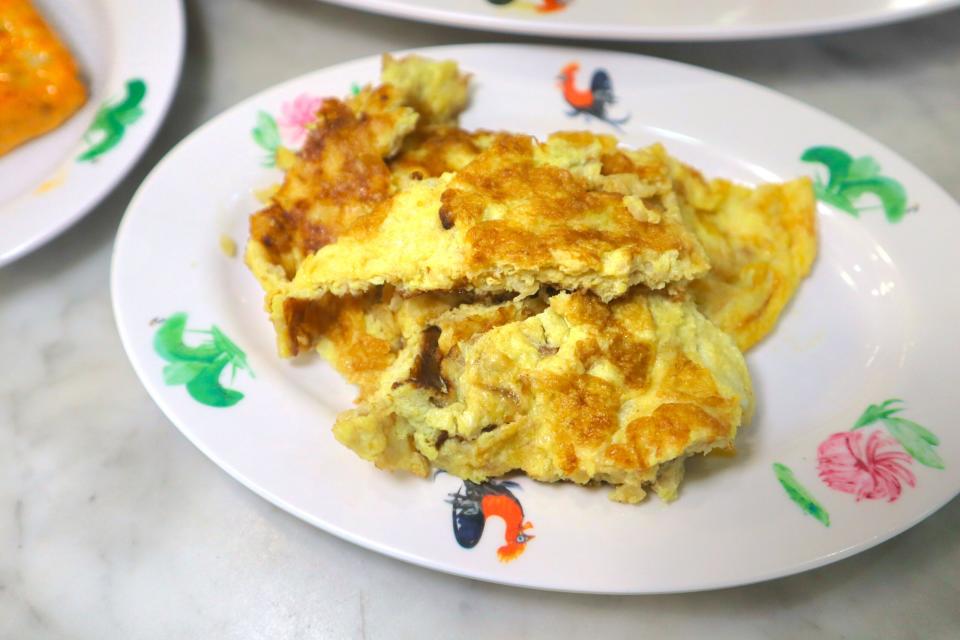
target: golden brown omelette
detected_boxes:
[245,53,817,505]
[666,155,817,351]
[274,130,708,305]
[333,290,753,503]
[384,131,818,352]
[245,54,477,393]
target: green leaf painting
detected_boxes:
[252,111,281,167]
[773,463,831,527]
[153,313,253,408]
[161,360,207,385]
[851,399,943,469]
[884,418,944,470]
[77,78,147,162]
[852,398,904,428]
[801,146,909,223]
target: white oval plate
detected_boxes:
[112,44,960,593]
[318,0,960,40]
[0,0,184,267]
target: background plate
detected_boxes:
[112,44,960,593]
[317,0,960,40]
[0,0,184,267]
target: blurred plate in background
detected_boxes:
[0,0,184,267]
[318,0,960,40]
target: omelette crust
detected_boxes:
[282,288,518,399]
[272,131,709,341]
[246,54,472,293]
[245,55,474,362]
[264,126,816,364]
[333,290,753,503]
[246,86,418,289]
[666,153,817,351]
[241,55,818,508]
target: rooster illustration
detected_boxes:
[558,62,630,129]
[486,0,569,12]
[447,479,535,562]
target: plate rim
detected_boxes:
[317,0,960,41]
[0,0,186,268]
[111,42,960,594]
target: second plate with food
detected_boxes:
[112,44,960,593]
[0,0,184,267]
[318,0,960,40]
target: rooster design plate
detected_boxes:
[112,45,960,593]
[0,0,184,267]
[315,0,960,40]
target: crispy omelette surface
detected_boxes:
[387,128,817,351]
[246,55,476,381]
[380,53,469,126]
[243,54,814,507]
[246,54,472,293]
[665,153,817,351]
[246,84,418,291]
[333,290,753,503]
[273,131,708,315]
[269,132,814,366]
[286,287,510,400]
[0,0,87,156]
[389,125,495,183]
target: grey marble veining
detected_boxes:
[2,1,960,638]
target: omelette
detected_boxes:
[0,0,87,156]
[245,53,817,505]
[246,54,471,292]
[386,128,818,352]
[246,82,418,292]
[333,290,753,503]
[275,131,708,302]
[286,287,497,400]
[666,155,817,351]
[246,54,478,388]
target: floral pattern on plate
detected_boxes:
[776,400,943,525]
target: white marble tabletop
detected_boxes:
[3,1,960,638]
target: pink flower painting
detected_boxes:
[776,400,941,525]
[817,430,916,502]
[278,94,324,145]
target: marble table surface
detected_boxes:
[3,1,960,637]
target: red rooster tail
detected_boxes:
[537,0,567,13]
[559,63,594,110]
[481,494,534,563]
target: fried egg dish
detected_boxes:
[245,54,817,503]
[668,156,817,351]
[334,290,752,503]
[0,0,87,156]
